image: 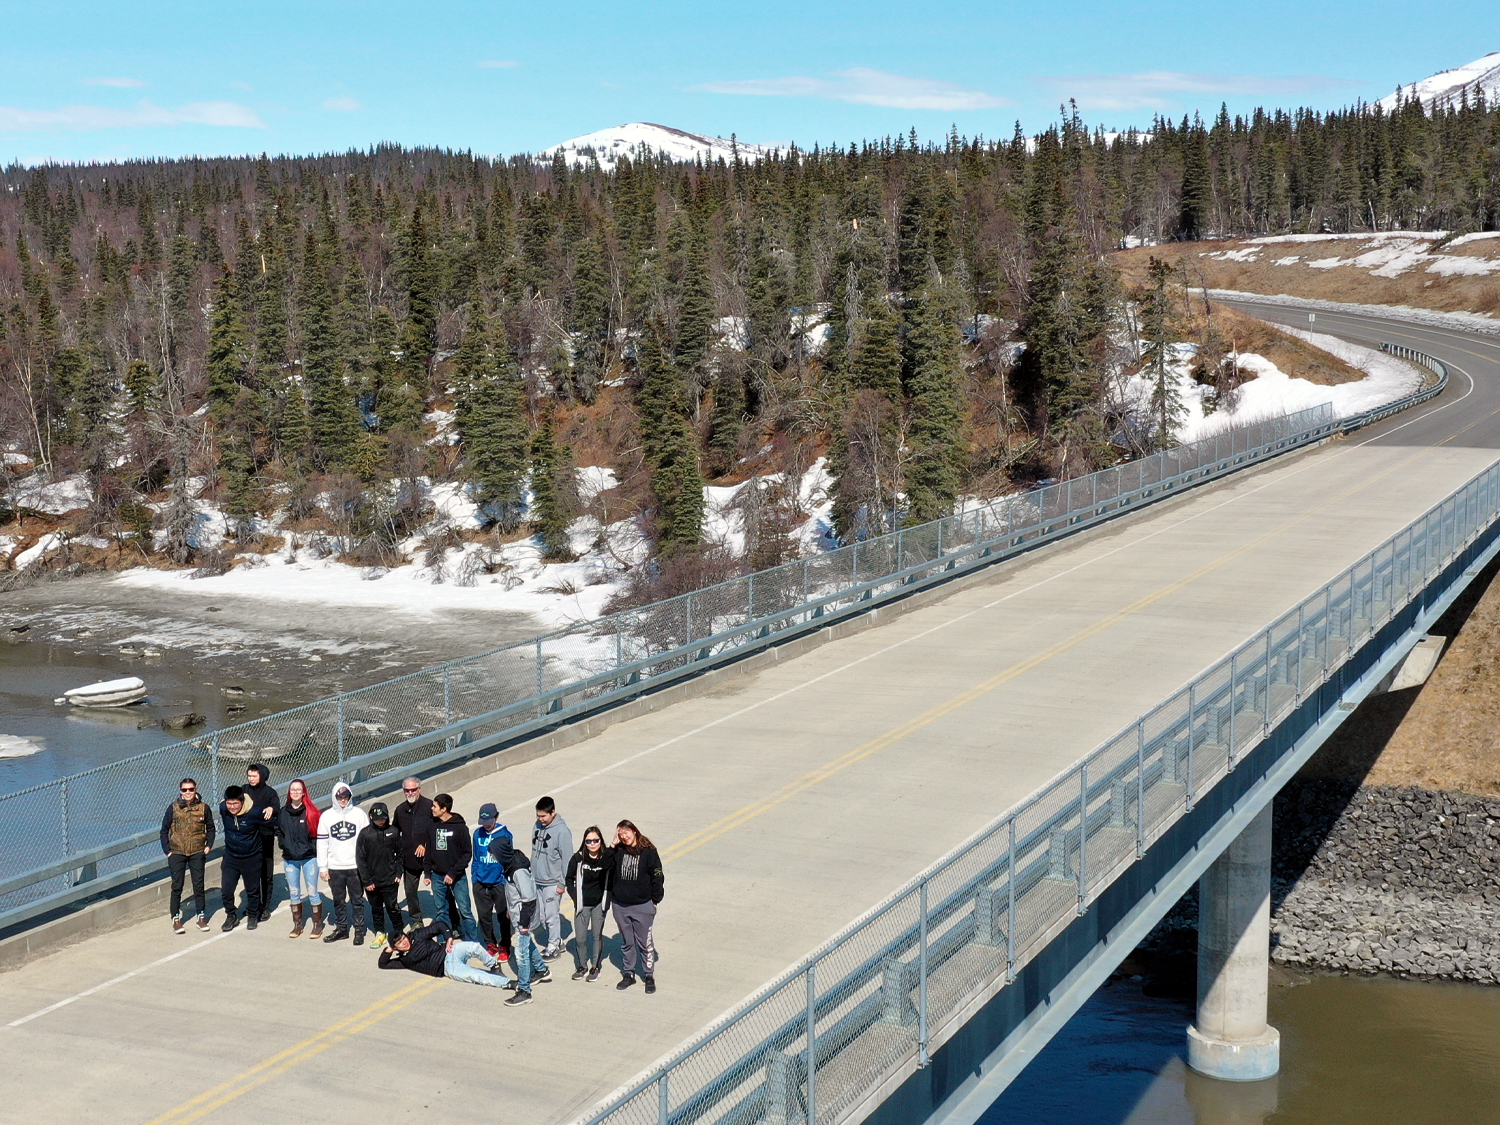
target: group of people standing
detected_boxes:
[159,764,665,1007]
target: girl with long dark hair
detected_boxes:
[609,819,663,993]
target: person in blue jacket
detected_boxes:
[471,803,513,961]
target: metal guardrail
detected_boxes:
[578,415,1500,1125]
[1,406,1338,929]
[1342,343,1448,431]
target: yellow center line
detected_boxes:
[140,380,1500,1124]
[142,976,442,1125]
[663,418,1500,864]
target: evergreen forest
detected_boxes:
[2,93,1498,584]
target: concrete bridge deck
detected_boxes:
[3,303,1500,1124]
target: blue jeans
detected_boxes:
[444,941,508,988]
[512,931,548,990]
[284,857,320,904]
[431,873,481,943]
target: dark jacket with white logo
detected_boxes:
[423,813,473,881]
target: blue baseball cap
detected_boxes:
[478,803,498,823]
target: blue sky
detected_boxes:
[3,1,1496,165]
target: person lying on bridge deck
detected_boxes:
[378,921,509,989]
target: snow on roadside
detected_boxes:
[1124,332,1421,445]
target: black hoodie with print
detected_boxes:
[357,816,404,887]
[423,812,473,881]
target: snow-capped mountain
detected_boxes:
[1377,52,1500,112]
[538,123,770,170]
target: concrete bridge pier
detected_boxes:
[1187,803,1281,1081]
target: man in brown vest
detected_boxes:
[160,777,216,933]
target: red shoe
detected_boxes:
[498,948,510,962]
[485,944,499,956]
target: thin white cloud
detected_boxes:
[696,68,1008,111]
[0,100,266,133]
[322,96,362,112]
[81,77,147,89]
[1035,72,1351,112]
[477,60,519,69]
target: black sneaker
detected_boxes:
[643,975,657,994]
[258,907,272,923]
[587,964,601,982]
[617,973,636,991]
[323,927,349,944]
[353,931,365,947]
[505,990,533,1006]
[571,967,588,980]
[221,914,239,933]
[533,969,552,984]
[246,915,259,931]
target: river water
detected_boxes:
[985,967,1500,1124]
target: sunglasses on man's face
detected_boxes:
[403,787,420,794]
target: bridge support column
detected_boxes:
[1187,803,1280,1081]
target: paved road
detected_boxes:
[3,302,1500,1125]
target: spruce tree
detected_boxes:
[456,314,531,528]
[1137,257,1185,449]
[903,283,965,525]
[298,234,361,467]
[400,204,436,398]
[529,423,573,560]
[206,273,251,420]
[651,415,705,556]
[636,318,685,464]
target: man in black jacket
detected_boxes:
[357,802,406,950]
[393,777,434,927]
[244,764,280,922]
[423,793,481,943]
[219,785,264,931]
[377,921,508,988]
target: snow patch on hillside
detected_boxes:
[540,123,771,171]
[1208,231,1500,281]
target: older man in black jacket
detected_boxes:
[393,777,434,926]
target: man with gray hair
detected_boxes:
[393,776,434,927]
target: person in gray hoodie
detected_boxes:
[489,834,551,1005]
[531,796,572,960]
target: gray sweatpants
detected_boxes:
[612,901,657,975]
[574,904,606,968]
[536,883,564,949]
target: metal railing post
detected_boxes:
[657,1070,669,1125]
[1077,762,1088,911]
[1227,652,1239,770]
[806,962,818,1123]
[535,637,545,719]
[443,666,452,726]
[1186,683,1196,811]
[918,880,930,1067]
[747,570,756,619]
[1263,630,1272,735]
[211,732,221,806]
[1295,604,1306,703]
[1006,817,1017,980]
[337,694,346,764]
[1135,721,1146,857]
[685,591,694,645]
[60,778,70,858]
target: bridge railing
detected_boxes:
[0,405,1338,929]
[576,396,1499,1125]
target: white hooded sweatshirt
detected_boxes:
[317,782,369,872]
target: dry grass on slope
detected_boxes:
[1176,301,1367,386]
[1300,559,1500,797]
[1113,237,1500,318]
